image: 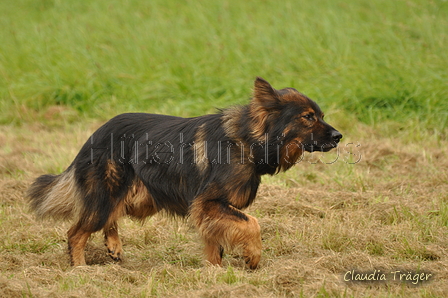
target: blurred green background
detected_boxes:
[1,0,447,137]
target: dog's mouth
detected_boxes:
[304,142,339,153]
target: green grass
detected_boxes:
[1,0,447,135]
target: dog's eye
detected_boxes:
[303,113,315,121]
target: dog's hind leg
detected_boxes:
[103,221,123,262]
[67,223,93,266]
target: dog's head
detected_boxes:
[250,77,342,153]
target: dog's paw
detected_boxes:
[104,240,123,262]
[244,253,260,270]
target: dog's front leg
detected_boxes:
[190,198,262,269]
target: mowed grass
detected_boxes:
[0,0,447,297]
[1,121,447,297]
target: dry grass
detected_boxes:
[0,121,447,297]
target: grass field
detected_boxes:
[0,0,447,297]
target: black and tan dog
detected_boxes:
[27,77,342,269]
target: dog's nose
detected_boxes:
[331,130,342,142]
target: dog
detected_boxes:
[27,77,342,269]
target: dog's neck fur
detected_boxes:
[221,105,300,176]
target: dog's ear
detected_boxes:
[250,77,282,139]
[253,77,281,106]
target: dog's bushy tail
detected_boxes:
[27,167,81,221]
